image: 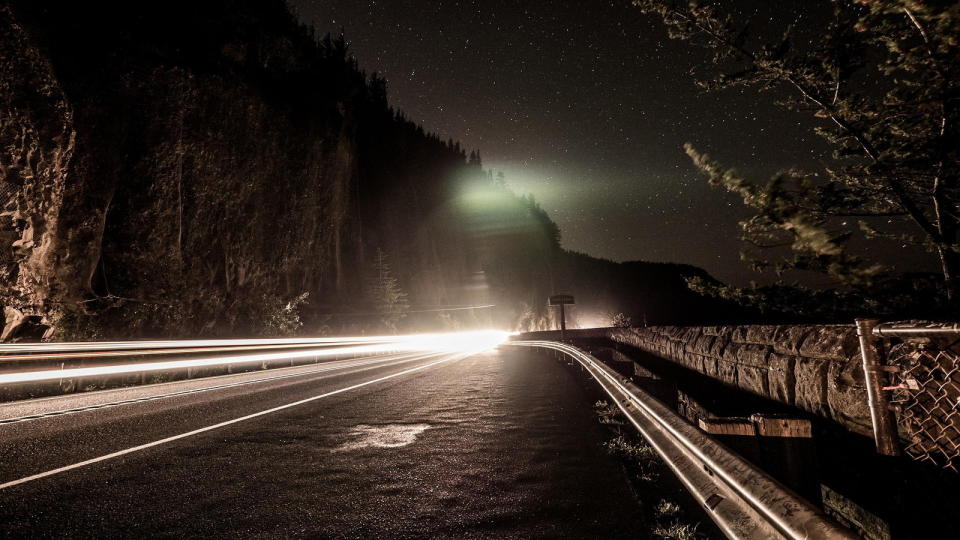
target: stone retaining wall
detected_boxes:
[515,325,872,437]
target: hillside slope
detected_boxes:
[0,0,747,339]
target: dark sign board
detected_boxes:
[548,294,575,306]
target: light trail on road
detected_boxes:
[0,330,509,385]
[0,330,508,354]
[0,350,450,425]
[0,342,405,384]
[0,330,508,490]
[0,341,374,364]
[0,350,477,491]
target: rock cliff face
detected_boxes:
[0,1,745,340]
[0,5,76,339]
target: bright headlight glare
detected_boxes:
[0,330,510,385]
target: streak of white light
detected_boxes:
[0,330,509,354]
[0,330,509,385]
[394,330,509,353]
[0,341,372,364]
[0,350,447,425]
[0,336,396,354]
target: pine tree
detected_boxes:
[366,248,410,332]
[610,312,633,328]
[636,0,960,306]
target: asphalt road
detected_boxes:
[0,347,649,538]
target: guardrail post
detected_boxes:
[855,319,900,456]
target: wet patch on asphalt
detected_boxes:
[333,423,432,452]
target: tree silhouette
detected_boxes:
[366,248,410,332]
[637,0,960,308]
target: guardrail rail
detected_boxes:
[509,340,854,540]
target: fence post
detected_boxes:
[855,318,900,456]
[559,303,566,341]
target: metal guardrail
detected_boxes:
[509,340,854,540]
[857,321,960,470]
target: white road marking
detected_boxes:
[0,351,472,491]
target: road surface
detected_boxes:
[0,347,650,538]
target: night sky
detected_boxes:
[290,0,847,286]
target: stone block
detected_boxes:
[687,334,714,356]
[721,342,770,368]
[738,362,771,398]
[826,356,872,437]
[666,339,686,361]
[677,326,702,347]
[767,353,797,405]
[771,325,816,355]
[718,356,738,386]
[676,350,698,371]
[741,325,782,346]
[794,356,831,417]
[701,354,720,379]
[661,326,685,339]
[798,325,860,360]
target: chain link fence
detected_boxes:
[877,326,960,472]
[0,179,19,208]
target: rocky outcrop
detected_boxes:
[0,5,75,326]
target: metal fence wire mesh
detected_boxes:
[888,339,960,472]
[0,180,19,207]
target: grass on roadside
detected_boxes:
[653,521,700,539]
[593,399,625,426]
[655,499,682,518]
[593,401,711,538]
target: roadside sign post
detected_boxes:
[548,294,575,341]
